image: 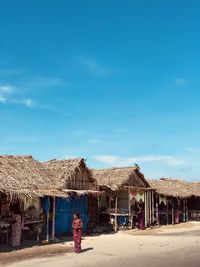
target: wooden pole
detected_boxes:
[183,199,185,222]
[186,199,189,221]
[166,197,169,225]
[51,196,56,239]
[114,195,118,232]
[146,191,148,227]
[149,191,152,225]
[144,192,147,228]
[109,197,111,224]
[144,192,146,228]
[156,194,159,225]
[128,188,131,222]
[152,191,155,223]
[183,199,186,222]
[147,191,148,227]
[46,211,49,242]
[172,198,174,224]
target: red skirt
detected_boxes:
[73,229,82,253]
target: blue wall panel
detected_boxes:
[55,195,88,234]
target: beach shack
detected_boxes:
[187,182,200,221]
[0,155,63,246]
[147,178,199,225]
[43,158,98,235]
[92,166,152,231]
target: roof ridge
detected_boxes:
[0,155,33,159]
[43,158,84,163]
[92,166,138,171]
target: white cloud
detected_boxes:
[80,57,112,77]
[186,148,200,154]
[61,155,78,160]
[0,84,51,109]
[0,85,15,94]
[0,85,16,104]
[22,98,35,108]
[94,154,183,167]
[95,155,119,165]
[174,78,186,86]
[11,98,36,108]
[12,98,51,109]
[0,94,6,103]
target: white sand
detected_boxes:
[4,222,200,267]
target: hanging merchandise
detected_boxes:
[136,192,145,202]
[159,195,167,205]
[129,191,137,201]
[130,192,137,207]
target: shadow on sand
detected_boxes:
[80,247,94,253]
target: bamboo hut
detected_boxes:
[187,182,200,221]
[0,155,65,199]
[92,166,152,231]
[148,178,200,225]
[43,158,99,235]
[0,155,65,245]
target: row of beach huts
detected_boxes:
[0,155,200,247]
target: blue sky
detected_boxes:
[0,0,199,180]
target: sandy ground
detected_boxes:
[1,222,200,267]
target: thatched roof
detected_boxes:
[148,178,200,198]
[92,166,149,191]
[0,155,59,198]
[189,182,200,197]
[43,158,97,191]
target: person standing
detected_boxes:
[72,212,83,253]
[137,202,145,230]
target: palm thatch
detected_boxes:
[43,158,97,191]
[189,182,200,197]
[148,178,200,198]
[0,155,61,198]
[92,166,149,191]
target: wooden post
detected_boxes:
[46,211,49,242]
[149,191,152,225]
[152,191,155,223]
[186,199,189,221]
[172,198,174,224]
[145,191,148,228]
[166,197,169,225]
[114,195,118,232]
[156,194,159,225]
[128,188,131,222]
[183,199,186,222]
[109,197,112,224]
[51,196,56,239]
[152,191,154,223]
[144,192,146,227]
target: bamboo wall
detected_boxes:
[65,166,96,190]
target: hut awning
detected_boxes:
[0,188,101,200]
[92,166,150,191]
[147,178,200,198]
